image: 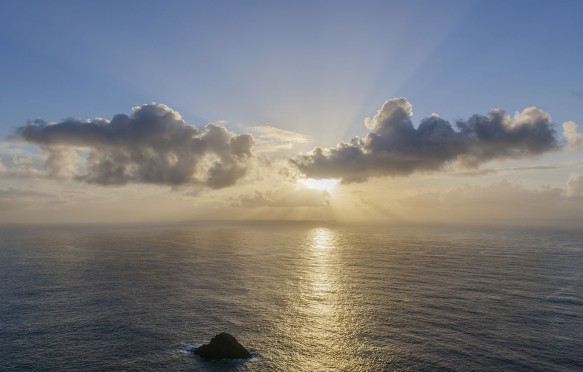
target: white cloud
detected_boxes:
[246,125,309,153]
[562,121,583,149]
[566,173,583,197]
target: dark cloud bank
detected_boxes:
[13,98,565,188]
[15,104,253,188]
[292,98,560,182]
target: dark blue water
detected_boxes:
[1,222,581,371]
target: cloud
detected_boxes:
[14,104,254,188]
[233,184,330,208]
[566,173,583,198]
[403,181,563,208]
[0,144,45,178]
[399,179,583,224]
[246,125,309,153]
[292,98,560,182]
[452,160,583,177]
[0,143,45,176]
[563,121,583,150]
[0,187,59,211]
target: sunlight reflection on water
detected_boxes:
[286,227,359,370]
[308,228,335,314]
[1,223,582,371]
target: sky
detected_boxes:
[1,0,583,225]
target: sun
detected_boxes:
[299,178,339,192]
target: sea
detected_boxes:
[0,222,581,371]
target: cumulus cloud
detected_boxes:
[292,98,559,182]
[562,121,583,150]
[14,104,254,188]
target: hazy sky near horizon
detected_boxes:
[1,0,583,224]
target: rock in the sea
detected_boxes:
[194,332,251,360]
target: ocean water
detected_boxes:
[0,222,581,371]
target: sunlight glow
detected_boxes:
[299,178,339,192]
[311,227,333,250]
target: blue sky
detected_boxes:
[1,0,583,224]
[2,1,581,137]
